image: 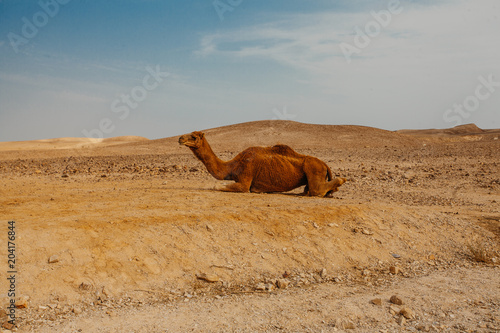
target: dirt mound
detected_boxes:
[397,123,487,136]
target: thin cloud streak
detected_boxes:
[195,1,500,129]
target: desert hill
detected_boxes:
[2,121,497,161]
[146,120,421,153]
[398,123,500,137]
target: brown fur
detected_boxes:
[178,131,346,197]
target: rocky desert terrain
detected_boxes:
[0,120,499,332]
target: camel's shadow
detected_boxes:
[160,185,328,198]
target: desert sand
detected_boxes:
[0,120,499,332]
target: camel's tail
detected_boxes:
[326,165,333,182]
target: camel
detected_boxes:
[178,131,346,197]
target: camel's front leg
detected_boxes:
[218,181,252,193]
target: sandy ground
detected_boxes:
[0,121,499,332]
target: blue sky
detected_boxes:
[0,0,499,141]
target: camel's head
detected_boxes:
[178,131,205,148]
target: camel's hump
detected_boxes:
[269,144,301,157]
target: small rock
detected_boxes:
[428,254,436,260]
[334,318,356,330]
[391,253,401,258]
[276,279,290,289]
[2,321,15,330]
[61,174,69,178]
[389,305,401,315]
[265,283,275,291]
[48,255,59,264]
[196,273,219,283]
[35,169,42,174]
[390,295,404,305]
[371,298,382,306]
[362,229,373,235]
[15,296,29,309]
[38,305,48,310]
[389,266,401,275]
[400,307,415,319]
[416,324,430,331]
[319,268,327,278]
[78,279,94,291]
[205,224,214,232]
[398,315,406,326]
[102,286,112,297]
[72,306,82,315]
[255,283,266,291]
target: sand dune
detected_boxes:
[0,135,149,152]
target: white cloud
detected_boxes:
[200,1,499,74]
[196,0,500,129]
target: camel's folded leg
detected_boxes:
[218,182,251,193]
[308,177,346,197]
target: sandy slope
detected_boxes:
[0,136,148,153]
[0,121,498,332]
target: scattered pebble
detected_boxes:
[196,273,220,283]
[400,307,415,319]
[389,266,401,275]
[15,296,29,309]
[390,295,404,305]
[389,305,401,315]
[334,318,356,330]
[276,279,290,289]
[48,255,59,264]
[255,283,266,291]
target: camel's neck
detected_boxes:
[190,138,229,180]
